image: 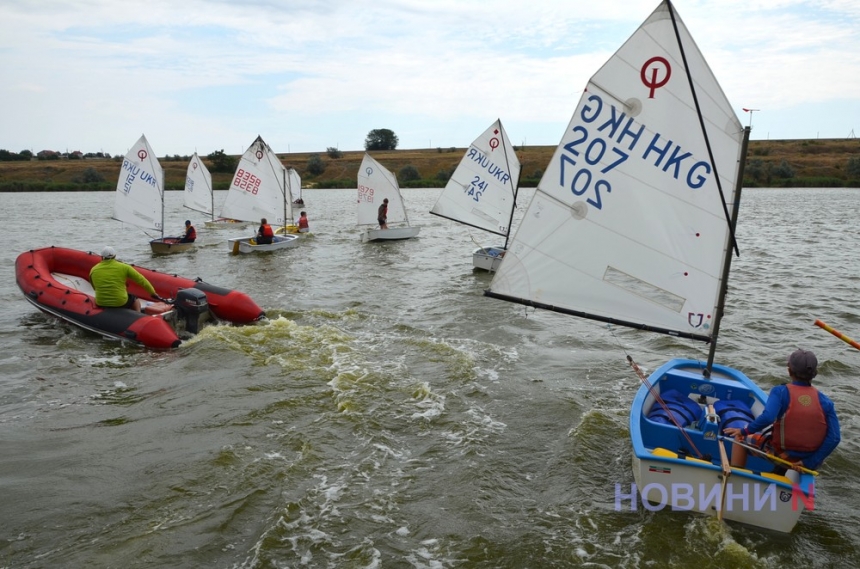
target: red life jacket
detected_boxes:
[772,383,827,453]
[298,216,309,229]
[260,224,274,238]
[186,225,197,240]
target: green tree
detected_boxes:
[326,147,343,159]
[770,159,795,179]
[307,154,326,176]
[398,165,420,183]
[365,129,399,151]
[71,167,106,184]
[846,157,860,179]
[207,149,237,173]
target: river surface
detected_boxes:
[1,188,859,568]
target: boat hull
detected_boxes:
[472,246,505,272]
[629,358,814,532]
[204,218,253,229]
[150,238,194,255]
[274,225,301,235]
[16,247,265,349]
[227,234,300,254]
[361,226,420,243]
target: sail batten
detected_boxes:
[486,0,743,341]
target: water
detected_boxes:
[1,188,859,568]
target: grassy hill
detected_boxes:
[1,138,858,191]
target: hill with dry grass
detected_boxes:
[1,138,858,191]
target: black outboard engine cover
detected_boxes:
[175,288,211,335]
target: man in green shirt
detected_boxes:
[89,246,157,312]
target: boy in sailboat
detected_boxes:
[257,218,274,244]
[297,211,309,233]
[179,220,196,243]
[725,349,841,472]
[377,198,389,229]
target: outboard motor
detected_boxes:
[174,288,212,335]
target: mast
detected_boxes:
[503,168,522,251]
[210,157,216,222]
[500,119,520,251]
[282,167,288,232]
[704,126,751,377]
[160,164,165,240]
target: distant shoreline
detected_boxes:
[1,139,858,191]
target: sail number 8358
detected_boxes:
[559,126,628,210]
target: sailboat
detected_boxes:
[220,136,299,254]
[289,167,305,206]
[114,134,192,255]
[357,154,420,243]
[275,167,304,235]
[429,119,520,271]
[184,153,250,229]
[485,1,812,533]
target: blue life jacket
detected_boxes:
[648,390,703,428]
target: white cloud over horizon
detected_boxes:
[1,0,858,157]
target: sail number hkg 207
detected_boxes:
[558,92,714,209]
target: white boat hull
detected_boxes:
[631,452,806,533]
[629,358,814,533]
[472,246,506,272]
[227,234,300,254]
[361,226,420,243]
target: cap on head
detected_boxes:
[101,246,117,259]
[788,348,818,381]
[185,220,191,225]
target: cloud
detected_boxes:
[1,0,858,155]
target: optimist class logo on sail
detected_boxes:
[555,56,714,210]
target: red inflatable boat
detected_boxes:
[16,246,265,349]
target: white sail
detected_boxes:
[184,152,213,217]
[219,136,290,226]
[430,119,520,237]
[357,154,409,227]
[288,168,302,202]
[487,0,744,341]
[113,134,164,233]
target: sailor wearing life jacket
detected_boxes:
[257,218,274,245]
[725,349,840,471]
[180,220,197,243]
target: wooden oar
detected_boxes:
[718,435,819,476]
[712,405,732,521]
[814,319,860,351]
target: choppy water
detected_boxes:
[1,188,859,568]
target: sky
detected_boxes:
[2,0,859,157]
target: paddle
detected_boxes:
[814,319,860,351]
[712,405,732,521]
[718,435,819,476]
